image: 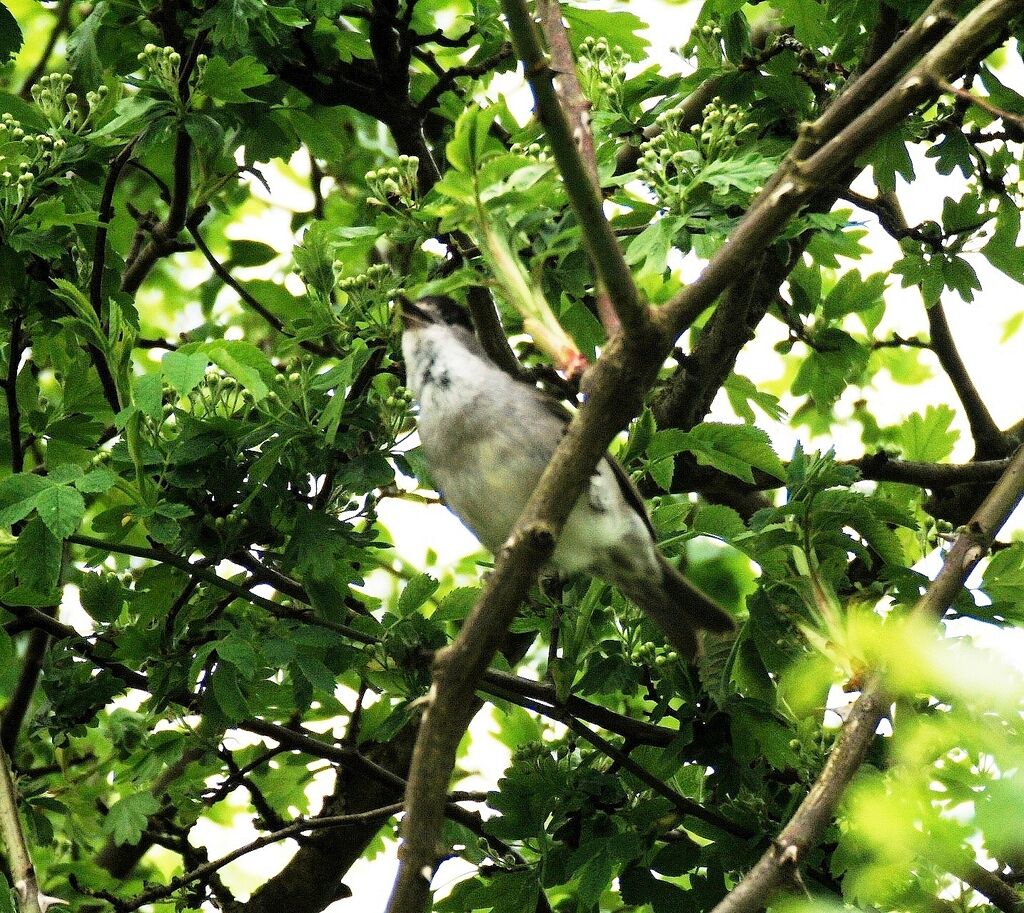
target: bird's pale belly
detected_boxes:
[429,434,543,553]
[426,430,655,582]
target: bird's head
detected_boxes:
[397,295,474,332]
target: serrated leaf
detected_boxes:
[664,423,785,484]
[14,518,61,594]
[103,792,160,846]
[216,634,258,676]
[294,653,338,695]
[900,405,959,462]
[33,485,85,540]
[397,573,439,616]
[133,372,163,419]
[199,55,274,104]
[162,351,209,396]
[75,467,117,494]
[0,3,21,63]
[651,836,700,876]
[202,340,273,400]
[431,586,480,622]
[211,664,250,720]
[690,504,746,542]
[79,573,127,623]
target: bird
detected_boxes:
[399,294,735,658]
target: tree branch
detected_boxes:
[119,803,406,911]
[710,442,1024,913]
[0,627,49,756]
[953,859,1024,913]
[501,0,649,339]
[534,0,619,336]
[187,225,335,357]
[926,301,1006,457]
[121,129,194,296]
[0,747,43,913]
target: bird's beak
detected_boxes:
[397,295,430,328]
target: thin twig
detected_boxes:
[6,312,24,473]
[117,803,406,910]
[188,226,335,357]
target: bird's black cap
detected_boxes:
[398,294,474,331]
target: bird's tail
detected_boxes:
[622,556,735,660]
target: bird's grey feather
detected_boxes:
[401,297,735,658]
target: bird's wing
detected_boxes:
[526,386,657,539]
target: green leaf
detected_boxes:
[653,424,785,485]
[103,792,161,846]
[162,351,209,396]
[981,544,1024,612]
[211,664,250,720]
[217,634,259,676]
[624,216,684,281]
[690,504,746,542]
[294,653,338,695]
[446,106,498,174]
[774,0,834,48]
[91,95,166,139]
[695,151,779,194]
[651,836,700,876]
[0,2,24,63]
[34,484,85,540]
[821,270,887,320]
[562,6,648,57]
[0,474,50,528]
[133,373,163,420]
[0,870,15,913]
[202,340,274,400]
[791,328,869,409]
[982,195,1024,284]
[79,573,127,623]
[199,55,274,103]
[431,586,480,622]
[900,405,959,462]
[229,239,279,267]
[14,518,61,594]
[397,573,439,616]
[863,126,914,194]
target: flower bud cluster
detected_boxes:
[1,76,110,225]
[333,262,399,337]
[365,155,419,211]
[629,640,680,668]
[680,22,724,62]
[637,96,758,213]
[137,44,207,107]
[31,69,109,135]
[508,141,549,162]
[184,367,255,419]
[577,35,630,114]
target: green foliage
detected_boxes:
[0,1,1019,912]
